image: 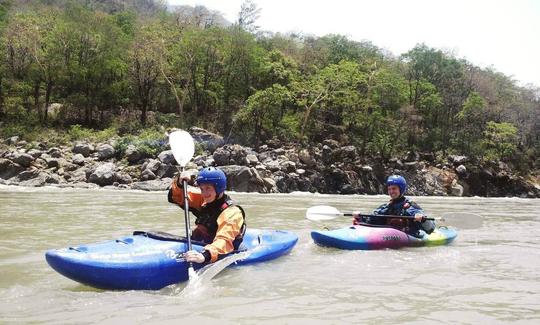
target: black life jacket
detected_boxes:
[191,194,246,249]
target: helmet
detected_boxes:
[196,167,227,194]
[386,175,407,195]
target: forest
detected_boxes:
[0,0,538,172]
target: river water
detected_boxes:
[0,185,539,324]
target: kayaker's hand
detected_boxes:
[352,210,362,225]
[414,214,426,222]
[184,250,205,264]
[174,171,193,187]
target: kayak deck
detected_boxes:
[45,228,298,290]
[311,224,457,250]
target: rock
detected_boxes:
[17,171,60,187]
[26,149,43,159]
[72,154,86,165]
[72,142,94,157]
[321,145,332,163]
[189,127,224,152]
[11,152,34,167]
[157,164,177,179]
[67,168,88,182]
[262,177,277,192]
[451,183,464,196]
[449,155,468,165]
[7,136,20,145]
[264,160,281,172]
[296,169,306,175]
[125,145,142,164]
[88,162,116,186]
[116,172,133,184]
[141,169,157,181]
[298,149,316,167]
[229,144,248,166]
[158,150,176,165]
[96,144,115,160]
[142,159,161,174]
[361,165,373,172]
[279,160,296,173]
[322,139,339,149]
[337,146,357,161]
[219,165,267,192]
[47,147,63,158]
[44,158,64,169]
[404,161,418,170]
[404,151,419,162]
[0,159,24,180]
[456,165,467,175]
[131,178,172,191]
[340,184,356,194]
[419,152,435,162]
[213,147,230,166]
[246,154,259,165]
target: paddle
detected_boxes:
[306,205,437,221]
[306,205,482,229]
[169,130,196,280]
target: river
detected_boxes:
[0,185,539,324]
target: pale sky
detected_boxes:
[168,0,540,88]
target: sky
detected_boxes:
[168,0,540,88]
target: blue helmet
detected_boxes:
[386,175,407,195]
[196,167,227,194]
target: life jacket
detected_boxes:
[190,194,246,249]
[380,197,415,232]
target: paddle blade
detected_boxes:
[306,205,344,221]
[440,212,483,230]
[169,130,195,167]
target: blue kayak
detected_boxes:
[311,224,457,250]
[46,229,298,290]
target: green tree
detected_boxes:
[236,84,291,146]
[482,121,518,161]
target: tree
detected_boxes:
[235,84,291,146]
[482,121,518,161]
[128,24,161,125]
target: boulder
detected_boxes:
[0,159,24,180]
[96,144,115,160]
[158,150,176,165]
[220,165,267,192]
[72,142,94,157]
[11,152,34,167]
[125,145,142,164]
[213,147,230,166]
[448,155,469,165]
[88,162,116,186]
[189,127,224,152]
[298,149,316,167]
[456,165,467,175]
[72,154,86,166]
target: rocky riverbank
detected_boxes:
[1,127,539,197]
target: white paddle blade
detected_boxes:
[306,205,344,221]
[169,130,195,167]
[440,212,483,229]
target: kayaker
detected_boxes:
[168,167,246,264]
[352,175,435,237]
